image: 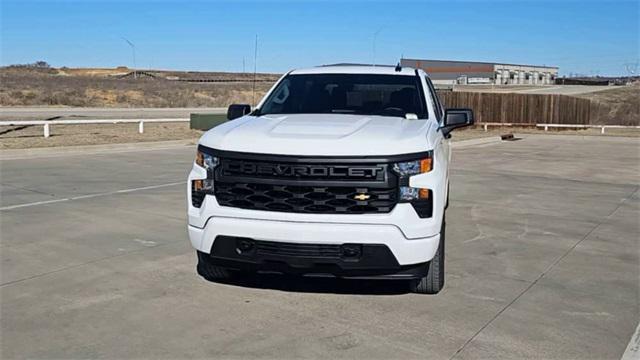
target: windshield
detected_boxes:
[259,73,428,118]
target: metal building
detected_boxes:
[400,58,558,85]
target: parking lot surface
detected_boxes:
[1,135,638,359]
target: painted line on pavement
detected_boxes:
[0,181,184,211]
[622,322,640,360]
[0,140,196,160]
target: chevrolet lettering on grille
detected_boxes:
[222,161,383,179]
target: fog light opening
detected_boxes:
[419,188,430,199]
[236,238,254,254]
[341,244,362,258]
[193,179,204,191]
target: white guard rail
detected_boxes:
[0,118,189,138]
[1,119,638,138]
[480,122,640,134]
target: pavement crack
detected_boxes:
[0,182,56,196]
[449,186,639,359]
[0,181,184,211]
[0,242,174,288]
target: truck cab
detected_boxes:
[188,65,473,294]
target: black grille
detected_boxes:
[209,152,402,215]
[255,240,341,258]
[214,182,397,214]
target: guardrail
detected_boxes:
[2,118,638,138]
[536,124,640,134]
[480,122,640,134]
[0,118,190,138]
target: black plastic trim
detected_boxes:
[410,195,433,218]
[215,162,395,188]
[198,145,432,164]
[200,236,428,280]
[415,69,429,119]
[191,181,206,208]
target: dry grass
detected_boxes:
[0,67,276,107]
[0,122,202,149]
[574,86,640,126]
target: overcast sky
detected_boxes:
[2,0,638,76]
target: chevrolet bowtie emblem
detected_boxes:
[354,193,370,201]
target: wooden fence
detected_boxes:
[436,91,593,125]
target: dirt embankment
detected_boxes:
[575,85,640,125]
[0,66,277,108]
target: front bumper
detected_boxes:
[197,237,429,279]
[188,210,440,266]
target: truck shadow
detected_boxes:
[207,273,412,295]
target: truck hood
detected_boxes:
[198,114,439,156]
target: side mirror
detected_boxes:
[227,104,251,120]
[442,108,474,136]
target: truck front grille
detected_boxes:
[214,182,397,214]
[255,240,342,258]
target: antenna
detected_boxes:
[372,27,384,66]
[121,37,137,79]
[252,34,258,106]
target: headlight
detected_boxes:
[195,150,219,171]
[393,157,432,202]
[392,158,432,176]
[192,149,219,208]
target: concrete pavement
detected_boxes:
[1,135,638,359]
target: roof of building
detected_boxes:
[402,58,558,70]
[290,64,416,76]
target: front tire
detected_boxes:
[196,251,233,281]
[411,219,445,294]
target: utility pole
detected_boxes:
[121,37,137,79]
[252,34,258,106]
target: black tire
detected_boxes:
[411,219,445,294]
[196,251,233,281]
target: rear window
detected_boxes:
[259,73,427,118]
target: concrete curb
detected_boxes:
[451,136,503,148]
[0,139,198,160]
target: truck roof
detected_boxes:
[290,65,417,76]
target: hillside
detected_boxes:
[0,65,280,107]
[574,85,640,125]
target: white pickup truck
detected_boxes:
[187,65,473,294]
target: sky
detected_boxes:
[1,0,639,76]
